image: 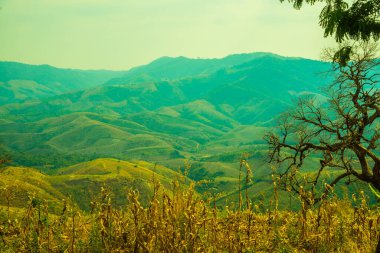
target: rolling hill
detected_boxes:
[0,158,190,212]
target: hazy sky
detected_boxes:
[0,0,335,70]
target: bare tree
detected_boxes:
[265,41,379,205]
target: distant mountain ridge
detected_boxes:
[0,53,331,121]
[0,61,127,105]
[106,52,312,84]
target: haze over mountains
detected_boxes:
[0,52,335,205]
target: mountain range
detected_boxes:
[0,52,338,208]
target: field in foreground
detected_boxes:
[0,179,379,252]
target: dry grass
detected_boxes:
[0,175,379,252]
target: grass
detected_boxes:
[0,166,65,213]
[0,157,378,252]
[0,173,378,252]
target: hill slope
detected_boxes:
[0,158,190,211]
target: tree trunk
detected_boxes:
[376,236,380,253]
[356,151,371,178]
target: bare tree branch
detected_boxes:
[266,42,380,204]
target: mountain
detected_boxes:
[0,61,126,105]
[0,54,331,121]
[106,52,283,84]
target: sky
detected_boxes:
[0,0,335,70]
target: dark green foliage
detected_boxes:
[332,45,352,66]
[9,152,99,171]
[280,0,380,42]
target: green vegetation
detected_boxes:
[0,158,188,212]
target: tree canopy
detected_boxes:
[280,0,380,42]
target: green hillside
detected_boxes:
[0,166,65,213]
[0,158,190,212]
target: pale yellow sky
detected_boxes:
[0,0,335,70]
